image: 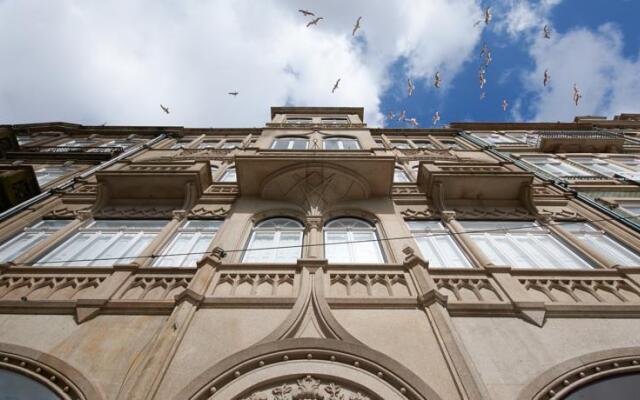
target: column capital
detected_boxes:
[441,211,456,222]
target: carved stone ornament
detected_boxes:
[399,206,433,219]
[189,205,230,218]
[94,205,174,218]
[536,206,580,220]
[240,375,373,400]
[45,205,92,219]
[451,207,533,219]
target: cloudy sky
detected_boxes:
[0,0,638,128]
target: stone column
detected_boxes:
[304,216,323,259]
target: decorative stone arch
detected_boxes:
[516,347,640,400]
[250,209,308,227]
[0,342,105,400]
[173,338,444,400]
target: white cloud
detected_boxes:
[494,0,562,38]
[522,23,640,121]
[0,0,482,127]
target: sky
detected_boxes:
[0,0,638,128]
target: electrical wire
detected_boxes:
[27,212,640,265]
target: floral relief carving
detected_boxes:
[241,376,373,400]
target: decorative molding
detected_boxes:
[94,205,175,218]
[240,375,374,400]
[434,277,503,303]
[399,206,434,219]
[391,186,422,196]
[212,273,295,297]
[450,207,533,219]
[45,205,92,219]
[519,277,640,304]
[188,205,230,218]
[204,185,239,195]
[328,273,412,297]
[0,275,106,301]
[118,275,192,301]
[536,207,580,220]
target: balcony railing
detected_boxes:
[535,130,625,153]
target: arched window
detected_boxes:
[324,218,384,263]
[220,166,236,182]
[394,167,411,183]
[565,372,640,399]
[242,218,304,263]
[323,137,360,150]
[0,369,59,400]
[272,137,309,150]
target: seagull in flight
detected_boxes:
[434,71,441,89]
[407,78,415,96]
[543,24,551,39]
[406,117,419,127]
[480,91,486,100]
[480,43,492,66]
[307,17,323,27]
[479,68,487,89]
[332,78,340,93]
[397,110,406,121]
[432,111,440,125]
[160,104,169,114]
[228,91,239,96]
[502,99,508,112]
[298,9,315,17]
[573,84,582,106]
[352,16,362,36]
[543,69,550,87]
[484,7,492,25]
[387,111,395,120]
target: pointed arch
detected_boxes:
[0,342,105,400]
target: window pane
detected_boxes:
[220,168,237,182]
[394,168,411,183]
[324,232,350,263]
[324,218,384,263]
[0,220,71,262]
[565,223,640,266]
[0,369,59,400]
[242,218,303,263]
[409,221,471,268]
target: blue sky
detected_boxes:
[0,0,638,128]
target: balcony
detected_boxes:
[535,130,625,153]
[5,145,126,161]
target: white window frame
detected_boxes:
[34,165,72,186]
[568,156,636,178]
[394,167,411,183]
[323,137,360,150]
[36,220,166,267]
[0,220,71,262]
[154,220,223,267]
[460,220,591,269]
[521,156,594,178]
[324,218,385,264]
[407,220,471,268]
[564,222,640,267]
[242,218,304,263]
[271,137,309,150]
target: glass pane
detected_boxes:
[351,231,383,263]
[0,369,59,400]
[324,140,339,150]
[274,232,302,262]
[243,232,276,262]
[324,231,350,263]
[394,168,410,183]
[0,233,45,262]
[155,234,193,267]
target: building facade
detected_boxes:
[1,107,640,399]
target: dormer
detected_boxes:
[268,107,365,127]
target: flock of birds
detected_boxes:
[159,6,584,127]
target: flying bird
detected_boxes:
[160,104,169,114]
[434,71,441,89]
[479,68,487,89]
[352,16,362,36]
[480,43,492,66]
[397,110,406,121]
[432,111,440,125]
[543,24,551,39]
[573,84,582,106]
[387,111,395,120]
[480,91,486,100]
[332,78,340,93]
[484,7,492,25]
[543,69,550,87]
[406,117,419,127]
[307,17,323,27]
[502,99,508,112]
[298,9,315,17]
[228,91,239,96]
[407,78,415,96]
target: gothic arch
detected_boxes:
[0,342,105,400]
[173,338,444,400]
[516,347,640,400]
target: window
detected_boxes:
[198,140,220,149]
[439,139,463,150]
[521,157,593,177]
[242,218,303,263]
[272,137,309,150]
[460,221,591,269]
[324,218,384,263]
[36,220,166,267]
[323,137,360,150]
[16,136,34,145]
[407,221,471,268]
[210,164,219,179]
[220,167,236,182]
[568,157,635,177]
[34,165,72,186]
[59,139,97,148]
[394,167,411,183]
[89,139,135,152]
[619,202,640,216]
[221,140,242,149]
[321,117,348,124]
[564,223,640,267]
[413,140,435,149]
[0,220,71,262]
[286,117,312,124]
[171,137,197,149]
[473,132,538,145]
[0,369,59,400]
[154,220,223,267]
[389,140,411,149]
